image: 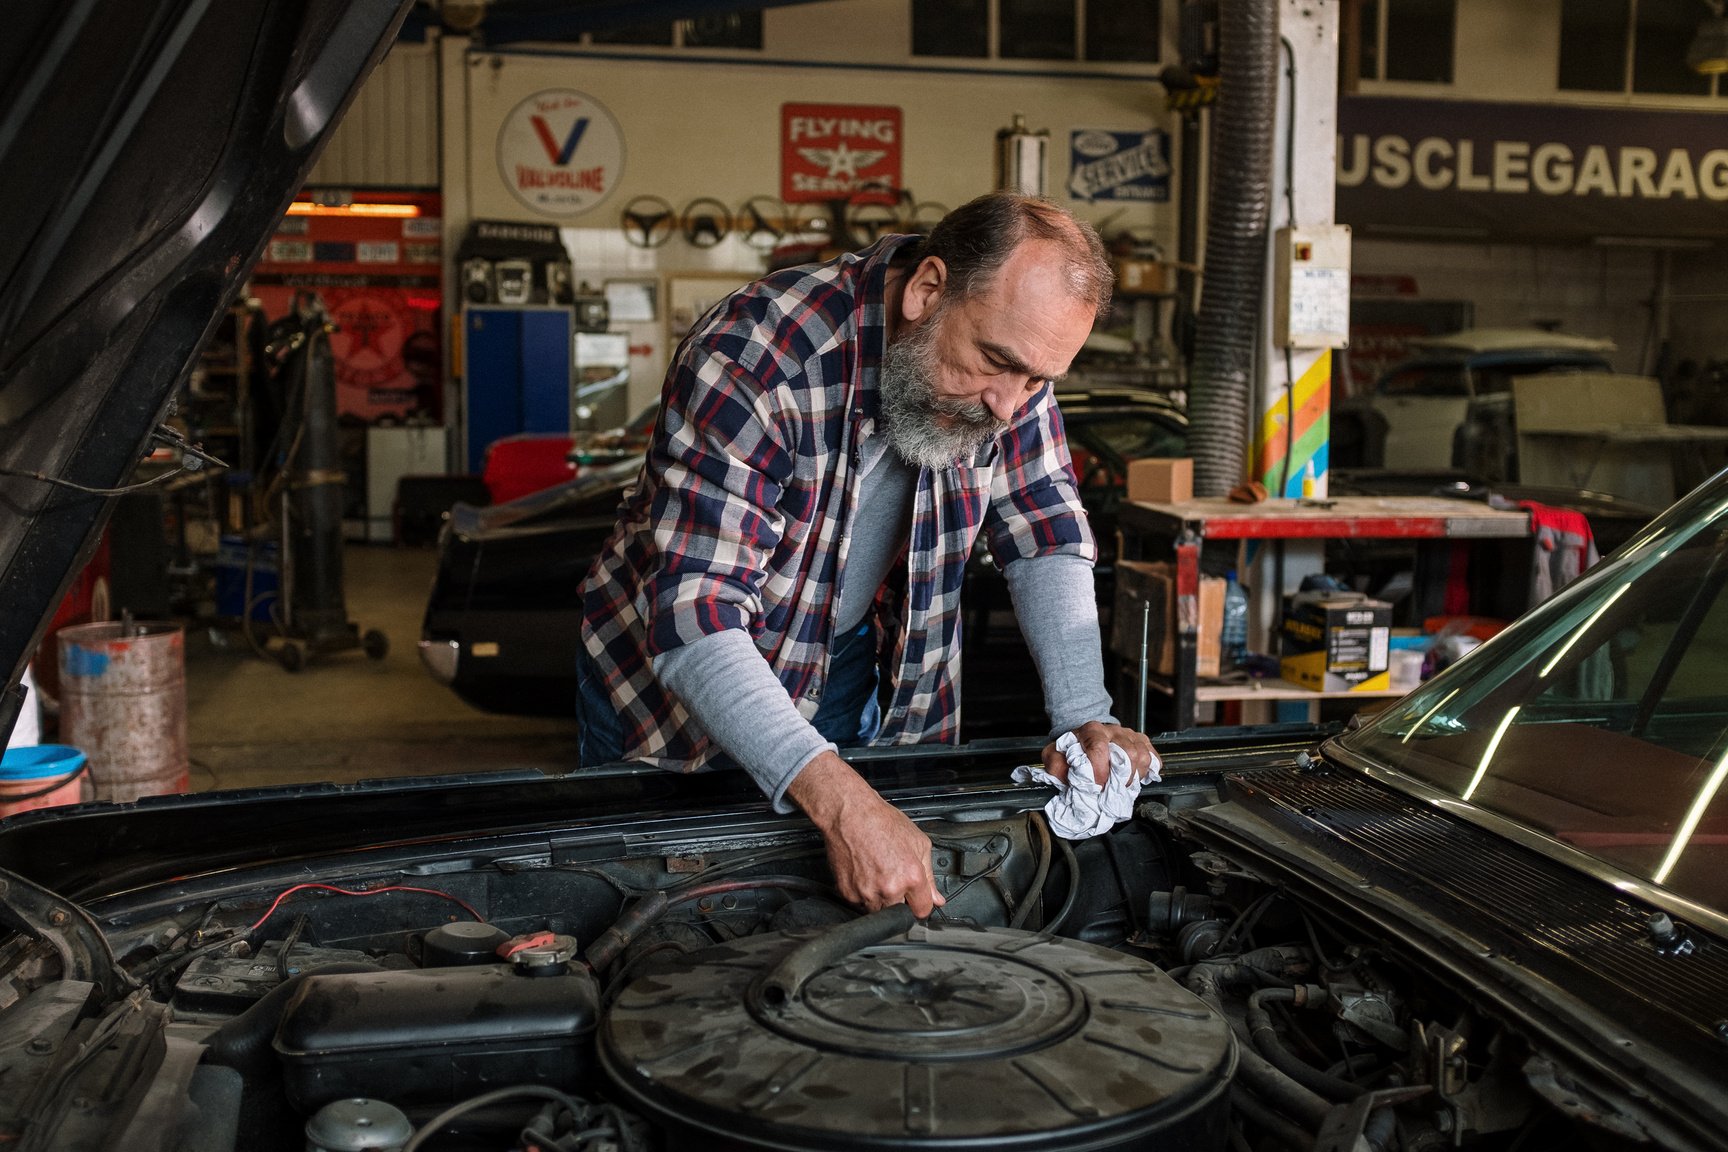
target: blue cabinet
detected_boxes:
[462,306,573,472]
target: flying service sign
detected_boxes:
[781,103,902,204]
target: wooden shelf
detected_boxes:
[1140,673,1407,703]
[1118,495,1532,730]
[1194,677,1406,702]
[1121,496,1532,540]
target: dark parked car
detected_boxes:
[1334,328,1617,480]
[6,4,1728,1150]
[421,386,1189,736]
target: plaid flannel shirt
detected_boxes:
[578,236,1095,772]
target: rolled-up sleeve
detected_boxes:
[641,311,806,657]
[981,390,1096,570]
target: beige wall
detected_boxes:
[1352,239,1659,373]
[458,52,1172,236]
[313,3,1728,433]
[446,7,1175,411]
[308,39,441,188]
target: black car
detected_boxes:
[4,4,1728,1151]
[420,386,1189,735]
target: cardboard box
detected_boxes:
[1112,561,1175,678]
[1112,561,1224,679]
[1196,575,1224,678]
[1126,458,1193,505]
[1116,259,1172,296]
[1280,592,1392,692]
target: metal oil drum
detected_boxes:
[57,621,188,802]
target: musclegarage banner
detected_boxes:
[1336,95,1728,241]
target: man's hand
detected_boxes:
[1042,720,1158,787]
[786,751,946,918]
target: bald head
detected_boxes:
[915,192,1114,320]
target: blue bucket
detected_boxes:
[0,745,89,815]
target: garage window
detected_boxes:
[682,11,763,49]
[912,0,989,56]
[1352,0,1457,84]
[589,23,675,46]
[1560,0,1718,94]
[583,11,761,50]
[911,0,1160,63]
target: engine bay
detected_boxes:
[0,768,1674,1152]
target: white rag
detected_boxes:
[1010,731,1162,840]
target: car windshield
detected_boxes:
[1066,408,1187,484]
[1338,473,1728,917]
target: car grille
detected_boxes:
[1213,767,1728,1052]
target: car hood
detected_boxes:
[0,0,410,742]
[1411,327,1616,355]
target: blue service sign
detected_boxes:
[1067,129,1171,203]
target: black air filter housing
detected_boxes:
[601,923,1236,1151]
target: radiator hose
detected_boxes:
[760,904,916,1006]
[1247,985,1366,1102]
[1187,0,1280,496]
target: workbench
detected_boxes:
[1116,496,1533,730]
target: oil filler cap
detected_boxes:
[600,923,1236,1151]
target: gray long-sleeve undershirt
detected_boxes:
[654,441,1115,812]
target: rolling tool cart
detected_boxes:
[251,293,388,672]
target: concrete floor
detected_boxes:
[185,545,578,791]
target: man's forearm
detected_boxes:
[653,629,832,811]
[1004,552,1118,735]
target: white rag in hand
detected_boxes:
[1010,731,1162,840]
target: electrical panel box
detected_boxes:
[1273,224,1351,349]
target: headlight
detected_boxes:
[417,638,459,684]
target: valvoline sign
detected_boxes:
[497,89,625,218]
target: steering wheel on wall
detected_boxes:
[680,197,733,248]
[620,195,676,248]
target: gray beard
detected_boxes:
[878,315,1010,470]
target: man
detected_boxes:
[578,192,1157,917]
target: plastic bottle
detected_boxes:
[1301,459,1317,499]
[1222,569,1249,671]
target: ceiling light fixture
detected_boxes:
[1687,3,1728,74]
[286,201,421,217]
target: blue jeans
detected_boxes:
[575,622,881,767]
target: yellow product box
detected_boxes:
[1279,592,1392,692]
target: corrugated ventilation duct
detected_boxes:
[1187,0,1279,496]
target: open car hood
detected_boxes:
[0,0,411,740]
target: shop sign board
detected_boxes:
[1337,95,1728,240]
[1066,129,1171,203]
[253,195,444,421]
[781,103,901,204]
[497,89,625,218]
